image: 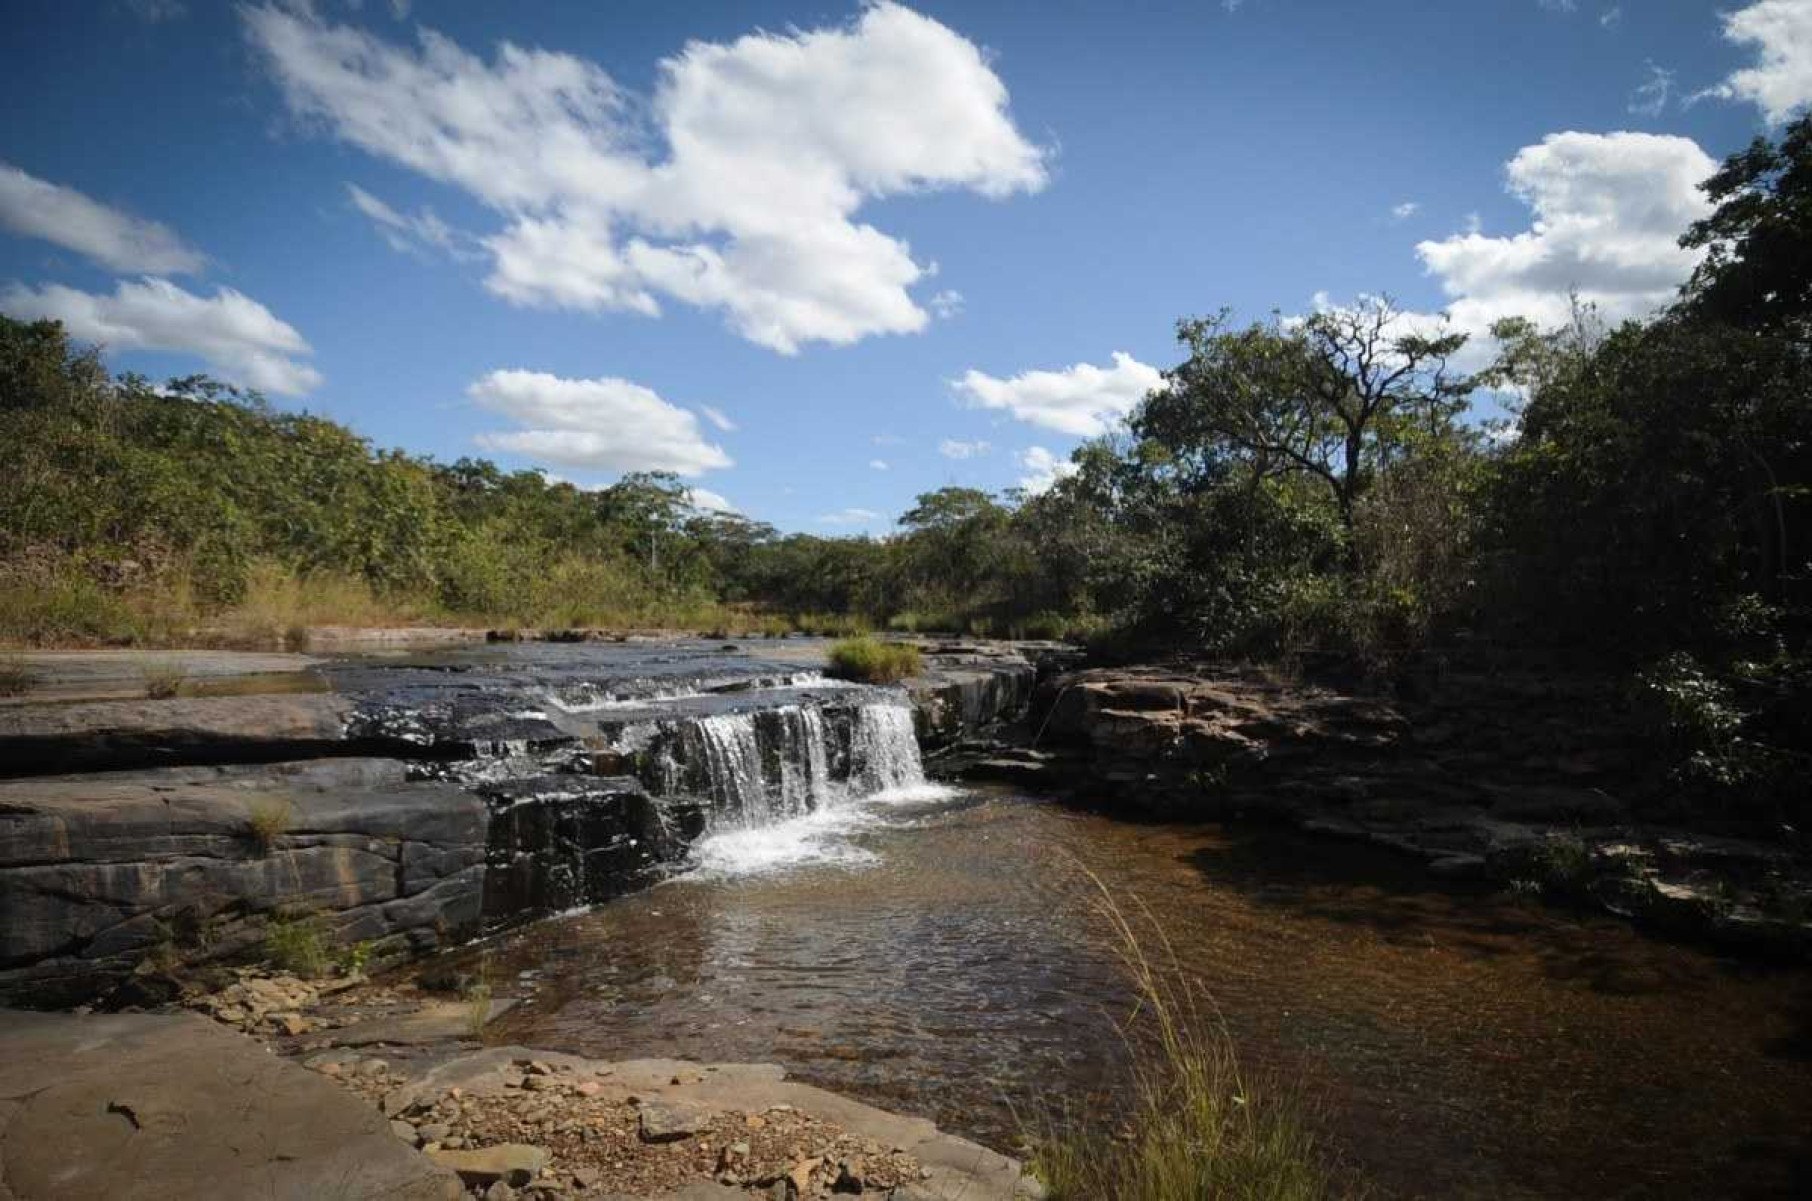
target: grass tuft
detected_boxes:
[140,659,188,698]
[1028,868,1341,1201]
[245,797,294,854]
[0,654,37,696]
[826,636,923,684]
[263,910,330,978]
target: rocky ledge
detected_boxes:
[996,664,1812,959]
[0,966,1041,1201]
[0,638,1049,1006]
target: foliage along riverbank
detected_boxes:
[2,118,1808,840]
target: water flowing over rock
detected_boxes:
[0,639,1037,1004]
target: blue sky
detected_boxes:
[2,1,1805,531]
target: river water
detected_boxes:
[437,781,1812,1199]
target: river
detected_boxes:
[437,781,1812,1199]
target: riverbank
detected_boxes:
[0,990,1036,1200]
[979,661,1812,961]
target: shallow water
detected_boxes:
[456,787,1812,1198]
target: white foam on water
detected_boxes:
[689,805,881,877]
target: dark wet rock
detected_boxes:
[479,774,688,921]
[906,645,1038,750]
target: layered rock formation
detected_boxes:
[0,638,1041,1006]
[1016,664,1812,958]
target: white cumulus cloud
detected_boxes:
[1698,0,1812,123]
[953,352,1163,437]
[1415,131,1715,338]
[0,276,320,394]
[938,438,991,459]
[469,369,732,477]
[243,2,1047,354]
[698,405,737,432]
[869,459,890,471]
[1017,445,1079,494]
[0,161,204,275]
[1391,200,1420,220]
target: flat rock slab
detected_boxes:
[0,650,324,704]
[0,1008,461,1200]
[0,694,360,776]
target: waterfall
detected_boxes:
[617,698,927,834]
[850,702,925,793]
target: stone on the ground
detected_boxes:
[639,1096,714,1142]
[425,1142,550,1187]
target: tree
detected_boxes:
[1140,296,1471,532]
[1680,114,1812,336]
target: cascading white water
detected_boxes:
[691,712,768,825]
[850,702,925,793]
[653,699,927,829]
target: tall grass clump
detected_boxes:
[0,654,37,696]
[245,797,294,854]
[1030,870,1340,1201]
[826,636,922,683]
[140,659,188,699]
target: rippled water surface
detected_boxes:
[456,788,1811,1198]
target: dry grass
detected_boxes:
[1028,868,1342,1201]
[0,654,37,696]
[140,659,189,699]
[245,797,294,854]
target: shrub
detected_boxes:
[263,911,330,978]
[140,659,188,698]
[826,636,922,683]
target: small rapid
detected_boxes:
[606,695,954,878]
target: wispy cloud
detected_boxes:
[0,161,204,274]
[0,276,320,394]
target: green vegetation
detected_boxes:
[1,118,1806,836]
[263,911,330,978]
[825,636,923,683]
[1031,873,1337,1200]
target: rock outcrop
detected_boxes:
[1020,664,1812,958]
[0,637,1051,1006]
[0,759,487,1007]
